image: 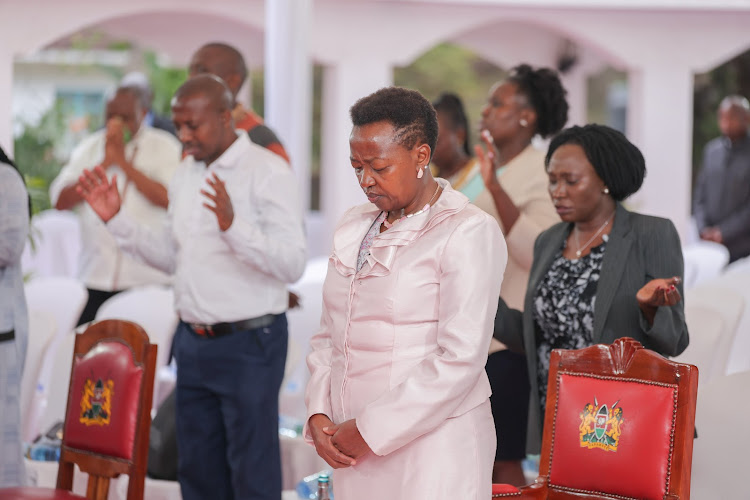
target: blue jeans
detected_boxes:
[173,314,288,500]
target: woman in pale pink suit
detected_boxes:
[305,87,507,499]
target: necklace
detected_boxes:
[573,212,614,258]
[383,183,441,229]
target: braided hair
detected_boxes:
[350,86,438,157]
[432,92,471,157]
[545,124,646,201]
[508,64,569,138]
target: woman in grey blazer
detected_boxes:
[494,124,689,454]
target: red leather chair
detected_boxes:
[492,337,698,500]
[0,320,157,500]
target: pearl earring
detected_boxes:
[520,118,528,127]
[417,167,424,179]
[603,187,610,194]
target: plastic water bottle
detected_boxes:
[317,472,331,500]
[296,470,334,499]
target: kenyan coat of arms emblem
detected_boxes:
[579,398,623,451]
[79,377,114,426]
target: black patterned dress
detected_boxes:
[532,236,608,413]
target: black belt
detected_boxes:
[184,314,276,338]
[0,330,15,343]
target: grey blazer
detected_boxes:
[494,202,689,453]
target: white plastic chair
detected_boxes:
[95,285,178,409]
[22,276,87,442]
[724,254,750,275]
[21,209,81,280]
[95,285,177,371]
[23,277,87,339]
[20,309,57,442]
[677,281,744,384]
[719,270,750,375]
[681,240,730,289]
[36,328,77,439]
[690,371,750,499]
[675,303,723,385]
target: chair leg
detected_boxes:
[126,471,145,500]
[56,461,74,490]
[86,476,110,500]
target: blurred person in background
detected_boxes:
[431,92,483,201]
[50,86,181,325]
[693,94,750,262]
[474,64,568,485]
[0,145,29,487]
[188,42,290,163]
[121,71,177,136]
[494,124,689,455]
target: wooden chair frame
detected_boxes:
[493,337,698,500]
[59,320,157,500]
[0,320,157,500]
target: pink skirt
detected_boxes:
[332,400,495,500]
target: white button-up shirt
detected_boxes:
[108,132,307,323]
[49,126,181,290]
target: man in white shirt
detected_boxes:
[76,75,306,500]
[50,86,181,324]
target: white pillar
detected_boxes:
[317,60,392,254]
[626,64,693,240]
[264,0,313,211]
[560,66,588,127]
[0,47,14,154]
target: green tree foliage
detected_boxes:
[143,51,188,116]
[395,43,506,149]
[13,102,69,214]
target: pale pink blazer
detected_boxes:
[305,181,507,499]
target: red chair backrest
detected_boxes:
[539,338,698,500]
[64,340,145,460]
[57,320,157,500]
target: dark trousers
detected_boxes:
[173,315,288,500]
[77,288,122,326]
[486,349,530,461]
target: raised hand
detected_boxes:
[76,166,121,222]
[307,414,357,469]
[475,129,502,189]
[201,173,234,232]
[325,418,371,461]
[636,276,682,325]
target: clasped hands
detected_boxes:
[308,414,371,469]
[101,117,131,171]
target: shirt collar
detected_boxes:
[203,131,249,170]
